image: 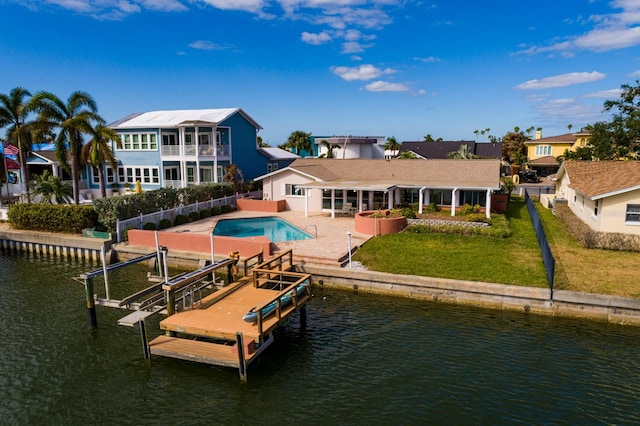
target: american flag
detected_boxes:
[1,143,20,169]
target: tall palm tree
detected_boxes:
[81,122,122,198]
[384,136,401,151]
[30,91,100,204]
[0,87,34,193]
[282,130,312,156]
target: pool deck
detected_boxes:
[166,210,372,267]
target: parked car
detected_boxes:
[519,170,540,183]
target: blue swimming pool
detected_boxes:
[212,217,313,242]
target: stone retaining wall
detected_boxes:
[407,218,490,228]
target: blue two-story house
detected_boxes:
[105,108,276,192]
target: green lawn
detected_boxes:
[353,198,549,287]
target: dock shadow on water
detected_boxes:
[1,253,639,425]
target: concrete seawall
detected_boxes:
[0,227,112,262]
[296,265,640,325]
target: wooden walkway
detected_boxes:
[146,250,311,379]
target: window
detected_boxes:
[594,199,600,217]
[118,132,158,151]
[200,167,213,183]
[267,163,279,173]
[109,166,159,185]
[199,134,210,145]
[162,133,177,145]
[285,184,305,197]
[626,204,640,223]
[91,167,100,184]
[535,145,552,156]
[187,166,195,184]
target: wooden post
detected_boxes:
[84,277,97,326]
[236,332,247,382]
[139,320,151,361]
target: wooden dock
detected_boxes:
[146,250,311,379]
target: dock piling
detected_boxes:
[236,332,248,382]
[84,277,97,326]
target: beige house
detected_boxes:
[555,161,640,235]
[256,158,501,219]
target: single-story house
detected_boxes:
[256,158,501,219]
[398,141,503,160]
[555,160,640,235]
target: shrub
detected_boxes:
[8,203,98,234]
[459,203,482,215]
[221,204,234,213]
[158,218,172,230]
[123,226,135,242]
[199,209,211,219]
[467,213,489,223]
[174,214,189,226]
[211,206,222,216]
[143,222,157,230]
[424,202,440,213]
[188,211,201,222]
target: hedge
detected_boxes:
[8,203,99,234]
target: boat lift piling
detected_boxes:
[75,249,165,326]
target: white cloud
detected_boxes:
[331,64,395,81]
[516,71,605,90]
[198,0,266,12]
[138,0,187,12]
[189,40,228,50]
[582,88,623,98]
[628,69,640,77]
[301,31,332,45]
[414,56,441,63]
[365,81,409,92]
[519,0,640,55]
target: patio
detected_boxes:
[167,209,372,267]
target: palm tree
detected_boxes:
[30,91,100,204]
[319,139,340,158]
[384,136,401,151]
[223,163,244,193]
[397,150,418,159]
[31,170,73,204]
[81,122,122,198]
[447,144,478,159]
[281,130,312,156]
[0,87,34,194]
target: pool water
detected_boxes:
[212,216,313,242]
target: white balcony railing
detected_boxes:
[160,144,230,157]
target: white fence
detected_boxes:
[115,191,261,243]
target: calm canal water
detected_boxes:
[1,252,639,425]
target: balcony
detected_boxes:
[161,144,230,157]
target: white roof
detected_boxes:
[259,147,300,160]
[109,108,262,129]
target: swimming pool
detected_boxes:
[212,217,314,242]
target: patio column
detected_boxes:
[387,189,393,209]
[451,188,457,217]
[357,190,362,212]
[195,127,200,185]
[418,187,426,214]
[304,190,309,218]
[485,189,492,219]
[331,189,335,219]
[213,126,219,183]
[368,191,374,210]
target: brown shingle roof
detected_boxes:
[525,133,575,144]
[562,161,640,198]
[287,158,500,189]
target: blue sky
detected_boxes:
[1,0,639,145]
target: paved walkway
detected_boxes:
[168,209,372,266]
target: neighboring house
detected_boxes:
[525,131,591,177]
[256,158,501,219]
[107,108,263,191]
[399,141,502,160]
[555,161,640,236]
[257,147,299,175]
[313,136,386,159]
